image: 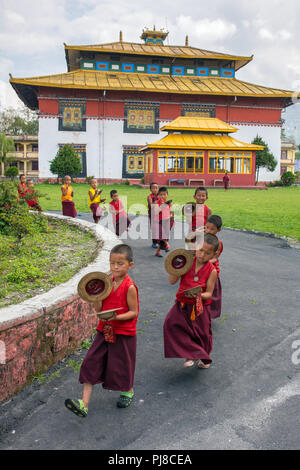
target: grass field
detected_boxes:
[36,183,300,242]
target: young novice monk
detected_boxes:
[17,174,27,199]
[153,186,174,258]
[25,179,42,211]
[205,215,223,319]
[186,187,212,233]
[88,178,105,224]
[147,182,159,249]
[61,175,77,218]
[109,190,131,236]
[163,233,218,369]
[65,244,139,417]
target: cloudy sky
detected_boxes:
[1,0,300,111]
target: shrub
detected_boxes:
[49,145,82,181]
[4,166,19,180]
[0,180,48,242]
[281,171,296,186]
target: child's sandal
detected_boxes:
[64,398,88,417]
[117,392,134,408]
[197,360,211,369]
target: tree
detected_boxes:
[49,145,82,182]
[0,106,38,136]
[251,136,277,183]
[281,171,296,186]
[0,133,15,173]
[5,166,19,180]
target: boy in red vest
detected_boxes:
[152,186,174,258]
[65,244,139,417]
[185,186,212,233]
[147,182,159,248]
[205,215,223,319]
[163,233,218,369]
[17,174,27,199]
[109,190,131,236]
[25,179,42,211]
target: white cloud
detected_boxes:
[259,27,292,41]
[259,28,274,40]
[176,16,237,43]
[4,9,26,25]
[0,0,300,108]
[0,80,23,109]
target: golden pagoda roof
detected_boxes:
[161,117,238,133]
[10,70,295,109]
[141,133,264,151]
[64,42,252,71]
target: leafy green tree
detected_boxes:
[5,166,19,180]
[49,145,82,182]
[281,171,296,186]
[0,133,15,173]
[252,136,277,183]
[0,106,38,135]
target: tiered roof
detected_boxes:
[142,117,264,151]
[9,29,295,110]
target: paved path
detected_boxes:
[1,213,300,450]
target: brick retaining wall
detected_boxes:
[0,214,119,403]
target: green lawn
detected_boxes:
[36,183,300,242]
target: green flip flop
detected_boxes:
[64,398,88,417]
[117,391,134,408]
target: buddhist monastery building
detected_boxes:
[9,28,298,185]
[141,117,264,187]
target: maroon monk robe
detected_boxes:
[62,201,77,218]
[164,259,216,364]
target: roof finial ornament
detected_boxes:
[119,31,123,42]
[185,35,189,46]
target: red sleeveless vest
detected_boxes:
[191,204,209,230]
[176,258,216,305]
[96,275,139,336]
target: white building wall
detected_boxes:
[39,116,168,179]
[39,116,281,182]
[39,117,101,178]
[232,124,281,181]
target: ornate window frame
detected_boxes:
[123,102,160,134]
[58,99,86,132]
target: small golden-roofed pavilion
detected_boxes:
[142,116,263,188]
[160,117,238,133]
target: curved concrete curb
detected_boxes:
[224,226,300,250]
[0,213,120,402]
[0,212,119,327]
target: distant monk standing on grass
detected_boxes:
[61,175,77,218]
[223,171,230,191]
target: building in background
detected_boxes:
[142,116,263,187]
[9,28,298,185]
[280,141,295,174]
[0,135,39,178]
